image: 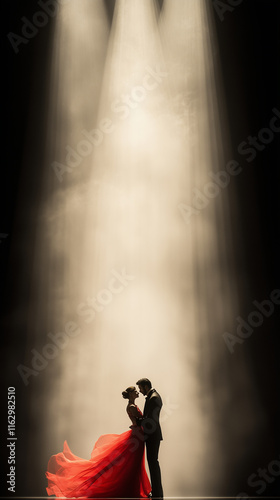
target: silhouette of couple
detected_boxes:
[46,378,164,499]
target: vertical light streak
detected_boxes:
[24,0,110,460]
[159,0,265,495]
[19,0,265,496]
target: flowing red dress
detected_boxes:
[46,405,151,498]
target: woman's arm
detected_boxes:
[127,404,139,426]
[127,404,138,417]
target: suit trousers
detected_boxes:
[146,439,163,498]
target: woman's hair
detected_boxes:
[122,386,135,399]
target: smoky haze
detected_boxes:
[2,0,276,498]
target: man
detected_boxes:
[136,378,163,499]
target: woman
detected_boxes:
[46,386,151,498]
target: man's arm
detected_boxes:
[137,396,161,427]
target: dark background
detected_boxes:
[1,0,279,498]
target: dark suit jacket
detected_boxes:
[139,389,163,442]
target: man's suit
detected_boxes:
[138,389,163,499]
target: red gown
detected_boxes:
[46,405,151,498]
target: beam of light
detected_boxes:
[18,0,111,488]
[53,0,191,447]
[42,0,113,447]
[19,0,265,497]
[45,0,224,495]
[159,0,266,496]
[43,0,200,488]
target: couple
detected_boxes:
[46,378,164,499]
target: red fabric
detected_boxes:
[46,408,151,498]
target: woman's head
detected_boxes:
[122,386,139,400]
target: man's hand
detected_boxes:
[135,416,143,426]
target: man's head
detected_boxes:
[136,378,152,396]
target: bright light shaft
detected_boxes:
[34,0,186,472]
[21,0,264,497]
[159,0,265,495]
[26,0,111,456]
[66,0,209,495]
[73,0,189,420]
